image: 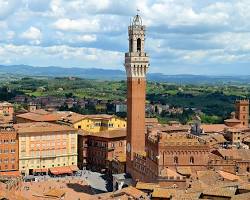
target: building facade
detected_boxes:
[0,102,14,118]
[59,113,126,133]
[78,129,126,173]
[15,122,78,175]
[125,14,149,177]
[235,99,249,128]
[0,126,18,172]
[74,115,126,133]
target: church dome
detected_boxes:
[132,14,142,26]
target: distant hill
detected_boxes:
[0,64,250,84]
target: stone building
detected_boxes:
[0,126,18,173]
[0,102,14,118]
[235,99,249,127]
[14,122,78,176]
[78,129,126,174]
[131,126,210,188]
[210,149,250,174]
[59,113,126,133]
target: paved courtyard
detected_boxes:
[80,170,113,193]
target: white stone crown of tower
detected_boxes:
[124,14,149,78]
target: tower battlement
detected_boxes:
[236,99,249,104]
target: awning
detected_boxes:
[0,171,21,177]
[49,166,73,175]
[33,168,48,173]
[69,165,79,172]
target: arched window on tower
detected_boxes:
[247,167,250,172]
[174,156,178,164]
[129,39,133,52]
[137,38,141,52]
[190,156,194,164]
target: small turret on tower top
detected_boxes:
[132,14,143,26]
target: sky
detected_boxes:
[1,0,250,75]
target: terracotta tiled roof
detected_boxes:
[160,168,183,178]
[176,166,192,176]
[172,192,201,200]
[44,189,65,198]
[152,188,176,198]
[17,111,64,122]
[224,118,241,123]
[201,124,227,133]
[113,186,147,199]
[14,122,76,133]
[83,114,114,120]
[161,125,190,132]
[145,118,158,124]
[58,111,86,123]
[215,149,250,160]
[49,166,73,175]
[202,187,237,197]
[218,170,241,181]
[231,193,250,200]
[196,170,221,185]
[136,182,159,191]
[201,133,227,145]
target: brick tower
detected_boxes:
[235,100,249,127]
[125,14,149,176]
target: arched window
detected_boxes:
[247,167,250,172]
[137,38,141,52]
[190,156,194,164]
[129,39,133,52]
[174,156,178,164]
[138,78,141,84]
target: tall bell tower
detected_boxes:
[125,14,149,175]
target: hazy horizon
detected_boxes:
[1,0,250,75]
[2,64,250,77]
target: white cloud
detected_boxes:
[21,26,42,45]
[75,34,97,42]
[1,0,250,74]
[53,18,100,32]
[0,43,123,69]
[0,0,19,19]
